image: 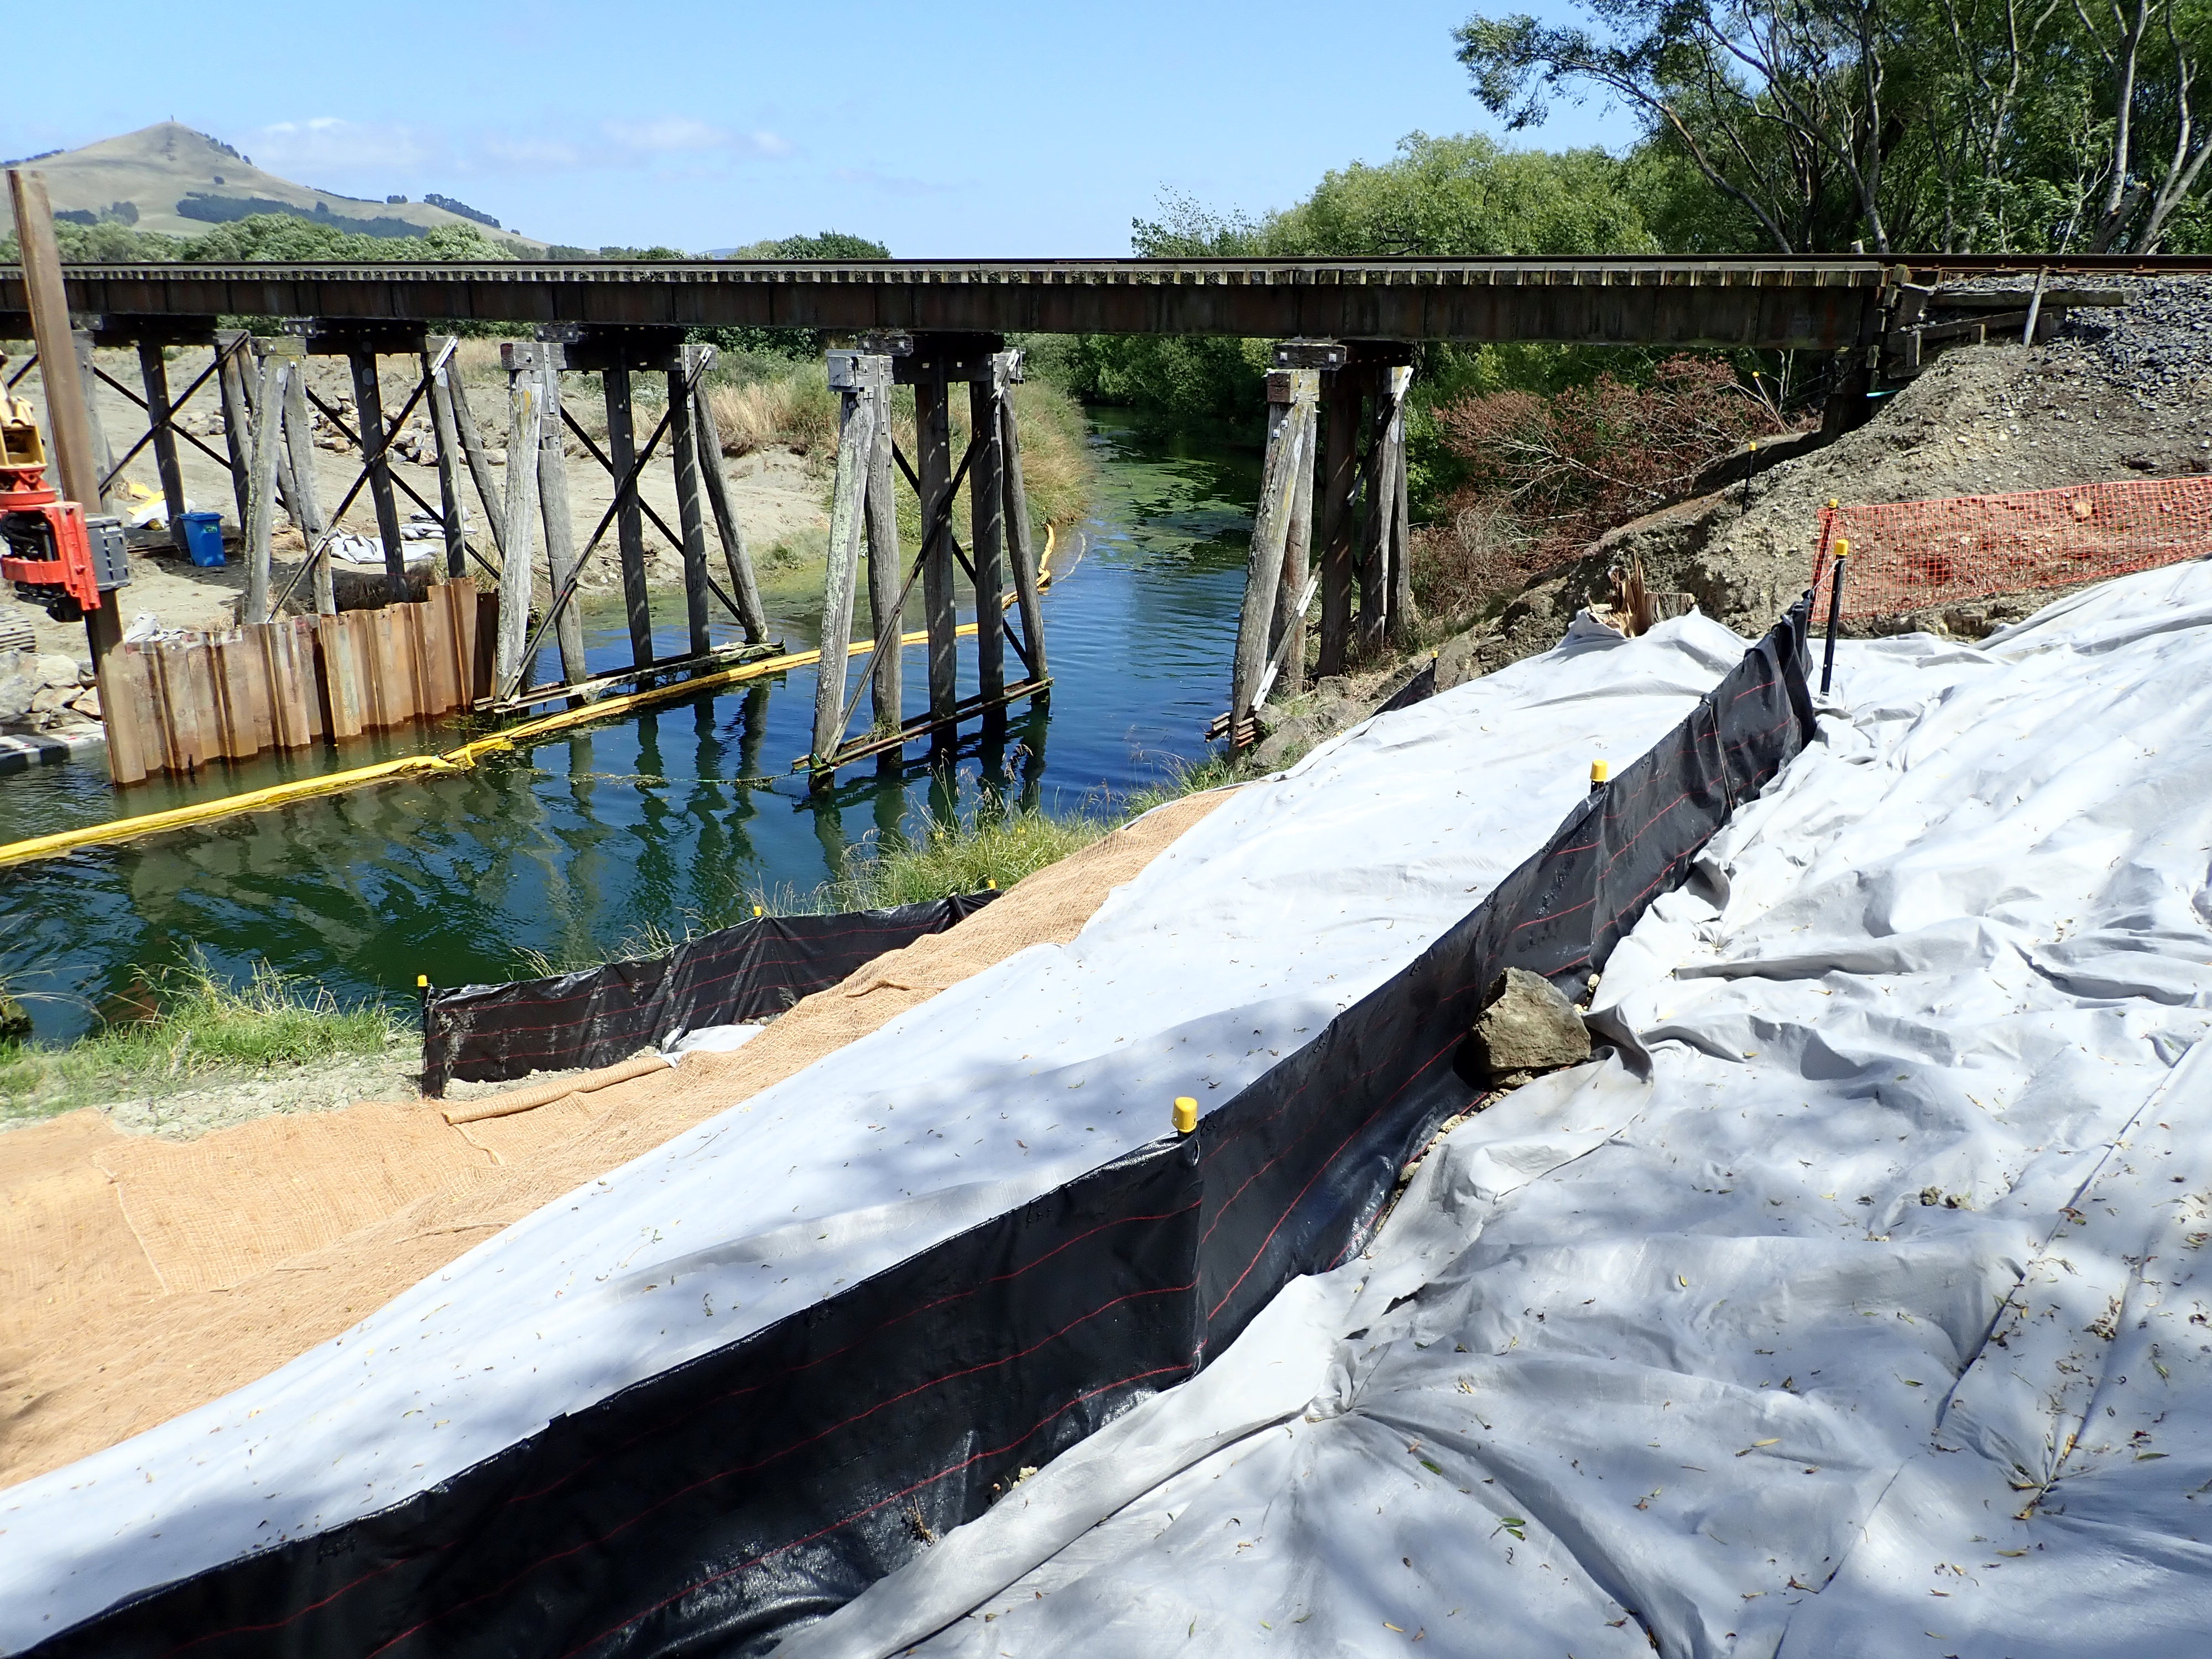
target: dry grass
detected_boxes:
[432,346,1091,538]
[704,365,1093,538]
[1002,381,1091,529]
[707,372,841,460]
[880,378,1093,544]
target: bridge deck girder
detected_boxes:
[3,257,1904,348]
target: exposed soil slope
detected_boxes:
[1447,274,2212,672]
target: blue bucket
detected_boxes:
[178,510,226,568]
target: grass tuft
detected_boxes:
[820,753,1247,913]
[825,806,1115,910]
[0,962,410,1125]
[1117,752,1244,818]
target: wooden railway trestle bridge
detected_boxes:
[2,249,2175,776]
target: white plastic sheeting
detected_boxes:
[791,559,2212,1659]
[0,616,1754,1651]
[665,1020,767,1060]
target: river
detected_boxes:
[0,411,1260,1041]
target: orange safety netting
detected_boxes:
[1809,474,2212,625]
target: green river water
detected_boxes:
[0,413,1261,1042]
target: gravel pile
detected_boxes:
[2030,275,2212,410]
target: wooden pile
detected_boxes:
[100,579,493,785]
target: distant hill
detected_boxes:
[5,123,543,249]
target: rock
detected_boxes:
[70,688,101,720]
[0,661,39,722]
[30,685,74,713]
[1435,631,1483,691]
[34,653,81,689]
[1471,968,1591,1077]
[1250,714,1326,771]
[0,994,32,1044]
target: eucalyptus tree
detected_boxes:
[1455,0,2211,251]
[1456,0,1911,251]
[2070,0,2212,249]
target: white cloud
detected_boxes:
[475,134,588,173]
[599,118,795,163]
[603,116,724,154]
[247,118,445,175]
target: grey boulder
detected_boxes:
[1471,967,1592,1077]
[0,651,40,723]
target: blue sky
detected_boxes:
[7,1,1636,255]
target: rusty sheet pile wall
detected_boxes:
[1811,473,2212,624]
[101,578,493,784]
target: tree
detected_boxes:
[1457,0,1907,252]
[1455,0,2212,252]
[174,214,514,263]
[1075,135,1658,438]
[2071,0,2212,249]
[693,232,895,360]
[755,231,892,262]
[1130,133,1655,259]
[1270,132,1657,255]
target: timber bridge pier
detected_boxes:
[2,250,2190,779]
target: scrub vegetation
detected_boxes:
[0,962,410,1124]
[0,211,518,267]
[825,806,1112,910]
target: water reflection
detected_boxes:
[0,412,1259,1039]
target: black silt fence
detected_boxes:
[1371,655,1439,715]
[38,601,1812,1659]
[420,893,1000,1095]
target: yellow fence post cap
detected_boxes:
[1172,1097,1198,1135]
[1835,539,1850,558]
[416,974,428,989]
[753,905,763,917]
[1590,759,1610,785]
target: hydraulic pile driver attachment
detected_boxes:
[0,396,128,622]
